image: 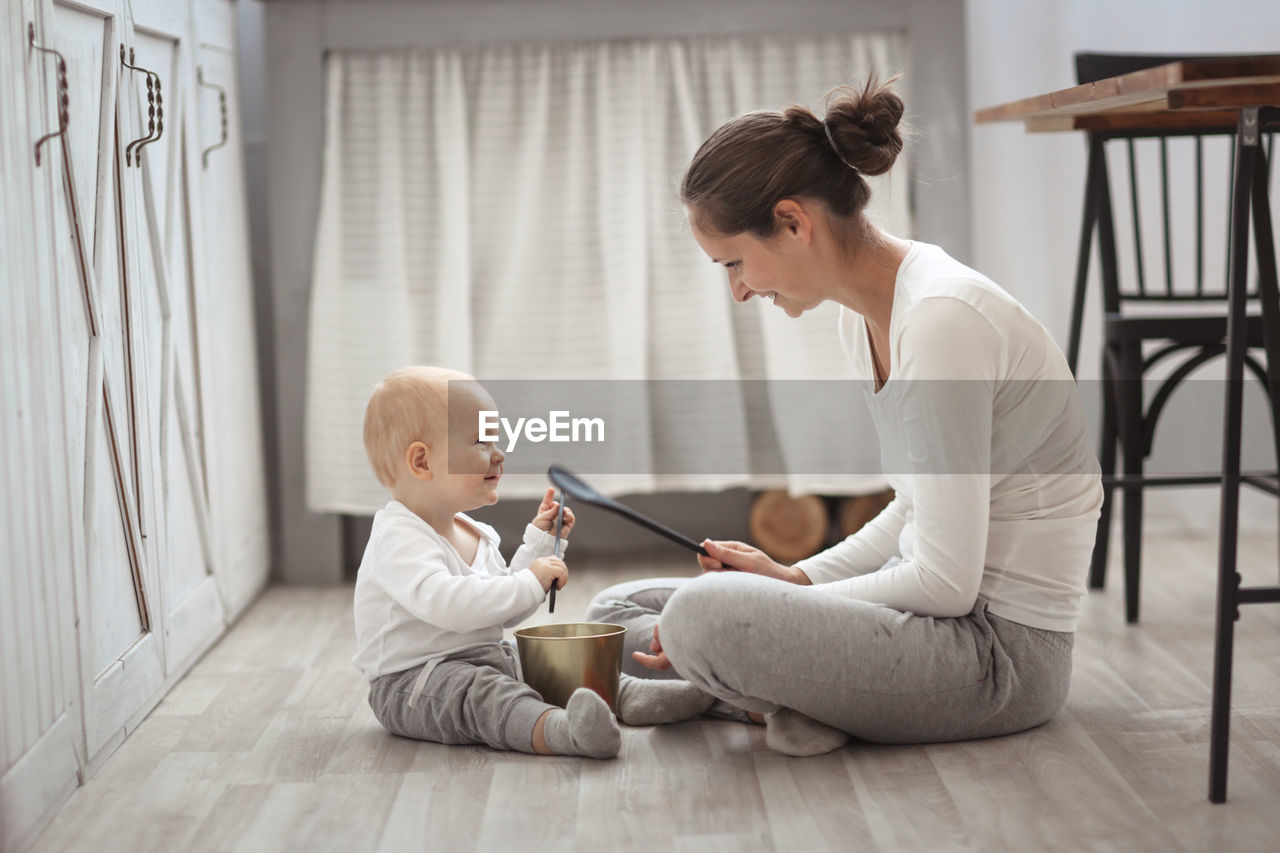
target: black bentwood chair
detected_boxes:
[1065,53,1280,624]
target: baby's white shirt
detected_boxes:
[352,501,559,681]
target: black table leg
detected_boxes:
[1209,106,1261,804]
[1068,136,1103,375]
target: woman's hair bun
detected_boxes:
[822,77,905,177]
[681,74,906,236]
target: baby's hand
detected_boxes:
[530,556,568,594]
[532,487,575,538]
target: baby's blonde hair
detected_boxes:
[363,366,473,488]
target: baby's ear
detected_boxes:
[406,441,433,480]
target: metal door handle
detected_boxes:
[29,23,69,166]
[197,66,228,168]
[120,45,163,166]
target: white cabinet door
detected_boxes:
[123,0,227,675]
[0,1,84,848]
[4,0,270,838]
[43,0,167,762]
[191,27,270,616]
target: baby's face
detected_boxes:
[439,381,505,508]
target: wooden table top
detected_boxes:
[974,54,1280,133]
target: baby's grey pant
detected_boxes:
[367,644,555,753]
[586,573,1074,743]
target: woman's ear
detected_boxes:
[406,441,433,481]
[772,198,812,242]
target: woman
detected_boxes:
[594,79,1103,756]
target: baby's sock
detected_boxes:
[542,688,621,759]
[764,708,851,757]
[616,675,716,726]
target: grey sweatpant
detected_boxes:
[586,573,1074,744]
[367,643,556,753]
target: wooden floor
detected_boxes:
[30,529,1280,852]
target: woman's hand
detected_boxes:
[632,624,672,671]
[532,488,575,537]
[698,539,811,585]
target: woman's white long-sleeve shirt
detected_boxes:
[794,242,1103,633]
[352,501,559,680]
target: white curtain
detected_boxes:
[307,31,910,513]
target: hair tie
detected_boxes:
[823,119,860,173]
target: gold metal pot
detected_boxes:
[514,622,627,713]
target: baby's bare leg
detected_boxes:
[532,709,553,754]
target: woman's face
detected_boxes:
[690,211,822,319]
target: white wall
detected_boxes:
[966,0,1280,531]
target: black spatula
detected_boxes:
[547,465,711,557]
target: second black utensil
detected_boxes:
[550,490,565,613]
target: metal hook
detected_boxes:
[197,66,227,169]
[30,23,70,167]
[120,45,163,166]
[135,67,163,161]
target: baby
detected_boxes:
[352,366,620,758]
